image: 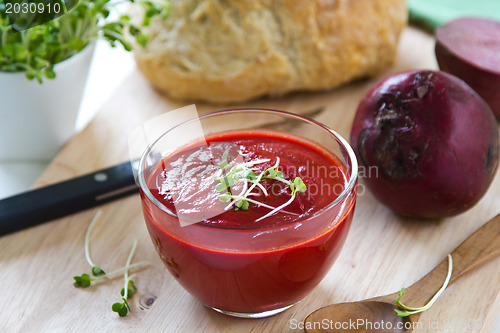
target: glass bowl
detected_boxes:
[138,108,358,318]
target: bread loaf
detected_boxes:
[134,0,408,103]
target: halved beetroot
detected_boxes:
[435,17,500,119]
[350,70,499,219]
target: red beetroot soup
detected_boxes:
[140,118,357,317]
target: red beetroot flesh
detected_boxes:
[435,17,500,119]
[350,70,499,218]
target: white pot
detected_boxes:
[0,43,95,161]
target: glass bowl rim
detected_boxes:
[138,108,358,230]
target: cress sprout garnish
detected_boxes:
[214,151,307,221]
[395,254,453,317]
[73,210,150,317]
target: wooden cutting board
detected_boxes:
[1,27,499,333]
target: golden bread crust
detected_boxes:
[134,0,408,103]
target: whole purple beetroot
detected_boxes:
[351,70,499,218]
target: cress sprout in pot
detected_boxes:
[0,0,170,83]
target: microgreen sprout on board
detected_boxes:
[73,210,150,317]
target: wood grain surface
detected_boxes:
[0,27,499,333]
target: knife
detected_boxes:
[0,107,326,236]
[0,161,138,236]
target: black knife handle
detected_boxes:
[0,161,138,236]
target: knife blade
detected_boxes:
[0,161,137,236]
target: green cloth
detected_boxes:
[409,0,500,31]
